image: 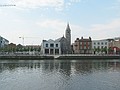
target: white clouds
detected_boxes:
[36,19,67,39]
[90,18,120,31]
[89,18,120,39]
[11,0,64,9]
[36,19,83,42]
[12,0,81,7]
[5,0,82,11]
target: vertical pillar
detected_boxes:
[49,49,50,54]
[54,49,55,55]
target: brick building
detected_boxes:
[73,37,92,54]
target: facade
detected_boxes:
[109,39,120,54]
[73,37,92,54]
[55,36,69,54]
[92,39,109,54]
[41,39,61,55]
[0,36,9,48]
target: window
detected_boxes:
[105,42,107,45]
[55,49,59,54]
[50,43,54,47]
[80,42,82,45]
[101,42,103,45]
[46,44,48,47]
[101,46,103,49]
[56,44,58,47]
[80,46,82,49]
[98,42,100,45]
[84,46,86,49]
[94,42,96,45]
[84,42,86,45]
[45,49,49,54]
[98,46,100,49]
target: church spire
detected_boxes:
[66,22,70,31]
[65,23,71,53]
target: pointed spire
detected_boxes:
[66,22,70,30]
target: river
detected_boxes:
[0,59,120,90]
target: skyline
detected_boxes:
[0,0,120,45]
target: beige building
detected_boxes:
[109,39,120,48]
[109,39,120,54]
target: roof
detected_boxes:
[55,36,66,42]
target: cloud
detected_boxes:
[5,0,82,11]
[90,18,120,31]
[10,0,64,9]
[89,18,120,39]
[36,19,83,42]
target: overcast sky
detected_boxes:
[0,0,120,45]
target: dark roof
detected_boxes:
[55,36,66,42]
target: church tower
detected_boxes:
[65,23,71,53]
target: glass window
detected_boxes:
[46,44,48,47]
[56,44,58,47]
[98,42,100,45]
[84,46,86,49]
[101,42,103,45]
[105,42,107,45]
[80,42,82,45]
[94,42,96,45]
[98,46,100,49]
[50,43,54,47]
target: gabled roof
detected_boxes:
[48,39,54,42]
[55,36,66,42]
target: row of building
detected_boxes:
[1,23,120,55]
[40,23,120,55]
[73,37,120,54]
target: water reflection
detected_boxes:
[0,60,120,90]
[0,60,120,75]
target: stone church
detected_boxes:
[55,23,71,54]
[40,23,72,55]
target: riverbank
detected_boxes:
[0,54,120,60]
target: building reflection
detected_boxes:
[0,60,120,75]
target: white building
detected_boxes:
[92,39,109,54]
[41,39,61,55]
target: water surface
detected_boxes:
[0,59,120,90]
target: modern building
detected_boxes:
[41,39,61,55]
[0,36,9,48]
[73,37,92,54]
[92,39,109,54]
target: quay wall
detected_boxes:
[57,55,120,60]
[0,55,54,60]
[0,54,120,60]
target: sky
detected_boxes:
[0,0,120,45]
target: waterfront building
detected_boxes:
[92,39,109,54]
[73,37,92,54]
[109,39,120,54]
[0,36,9,48]
[41,23,72,55]
[40,39,61,55]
